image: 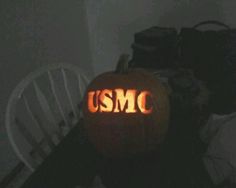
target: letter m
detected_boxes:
[114,89,137,113]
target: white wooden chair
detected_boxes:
[5,63,90,171]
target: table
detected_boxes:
[20,122,216,188]
[20,121,164,188]
[21,124,99,188]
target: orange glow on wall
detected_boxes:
[87,89,153,114]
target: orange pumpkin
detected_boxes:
[83,55,170,157]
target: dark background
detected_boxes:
[0,0,235,184]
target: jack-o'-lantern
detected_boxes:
[83,55,170,157]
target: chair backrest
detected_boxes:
[5,63,90,171]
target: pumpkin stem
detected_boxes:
[115,54,130,74]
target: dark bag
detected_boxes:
[130,26,178,69]
[179,21,236,114]
[179,21,236,82]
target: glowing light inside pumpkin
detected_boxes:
[88,89,153,114]
[87,91,100,113]
[137,91,153,114]
[99,89,113,112]
[114,89,137,113]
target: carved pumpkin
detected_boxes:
[83,55,170,157]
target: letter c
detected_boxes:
[137,91,153,114]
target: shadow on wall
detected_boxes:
[106,0,226,76]
[158,0,223,29]
[116,0,224,54]
[85,0,163,75]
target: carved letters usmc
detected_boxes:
[87,89,153,114]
